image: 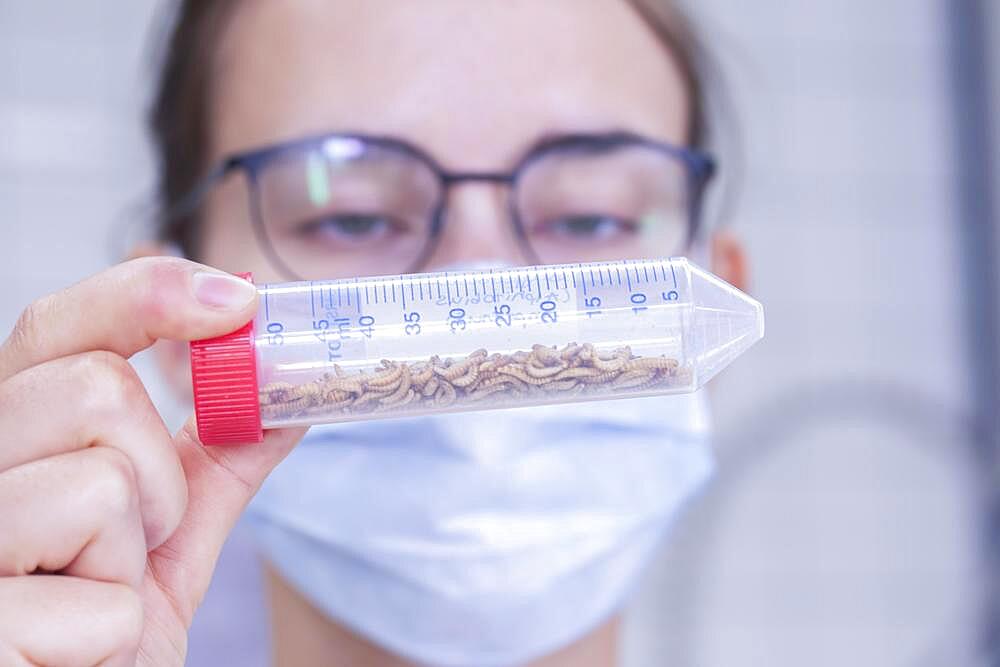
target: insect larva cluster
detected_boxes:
[259,343,688,422]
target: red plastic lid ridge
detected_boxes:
[189,273,263,446]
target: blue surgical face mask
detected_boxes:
[246,260,715,667]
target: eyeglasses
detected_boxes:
[180,131,715,280]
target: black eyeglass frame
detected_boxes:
[179,130,716,280]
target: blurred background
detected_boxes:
[1,1,996,666]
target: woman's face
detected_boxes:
[196,0,699,281]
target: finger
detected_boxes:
[147,420,306,626]
[0,351,186,548]
[0,576,142,667]
[0,448,146,589]
[0,256,258,383]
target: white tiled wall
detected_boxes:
[0,1,985,666]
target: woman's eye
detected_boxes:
[299,213,394,241]
[539,214,637,240]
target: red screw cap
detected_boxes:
[189,273,263,446]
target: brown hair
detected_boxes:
[149,0,714,260]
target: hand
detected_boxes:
[0,257,306,666]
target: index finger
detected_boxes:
[0,257,259,382]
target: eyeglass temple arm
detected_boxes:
[161,159,241,224]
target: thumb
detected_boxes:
[148,419,307,626]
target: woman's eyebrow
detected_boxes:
[512,127,638,164]
[522,125,653,153]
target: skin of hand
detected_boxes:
[0,257,305,666]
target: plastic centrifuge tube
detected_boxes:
[189,257,764,445]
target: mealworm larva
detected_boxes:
[497,364,550,386]
[612,370,656,389]
[377,388,417,410]
[317,376,366,395]
[411,363,434,386]
[299,382,323,398]
[435,356,478,381]
[265,393,315,417]
[420,376,440,397]
[625,356,679,372]
[467,382,512,402]
[476,363,501,383]
[577,370,621,385]
[326,390,354,408]
[363,386,398,401]
[261,403,300,420]
[531,344,561,366]
[479,352,508,373]
[525,363,565,379]
[367,363,404,389]
[476,373,528,393]
[540,379,580,392]
[433,380,457,407]
[494,353,516,367]
[379,364,412,405]
[527,357,548,370]
[560,342,583,361]
[591,356,625,373]
[451,365,480,388]
[551,366,601,382]
[591,347,632,373]
[260,382,296,405]
[347,390,376,408]
[511,350,531,364]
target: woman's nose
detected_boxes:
[421,183,528,270]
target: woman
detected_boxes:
[0,1,747,665]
